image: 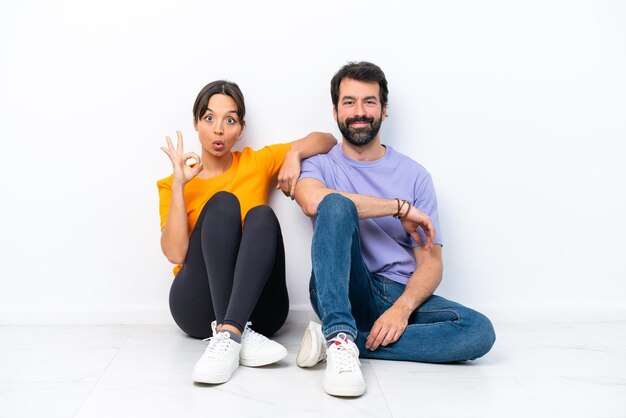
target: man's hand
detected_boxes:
[401,205,436,251]
[276,151,301,199]
[365,299,412,351]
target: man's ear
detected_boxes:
[382,106,388,120]
[333,106,338,122]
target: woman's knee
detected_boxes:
[245,204,277,222]
[201,191,241,226]
[169,279,214,339]
[244,205,280,233]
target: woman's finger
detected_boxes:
[165,136,175,152]
[183,152,201,166]
[192,162,204,176]
[176,130,184,154]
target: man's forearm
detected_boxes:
[394,246,443,315]
[289,132,337,159]
[296,181,404,219]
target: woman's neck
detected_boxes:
[198,151,233,179]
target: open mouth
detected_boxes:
[212,140,225,151]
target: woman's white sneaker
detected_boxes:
[239,322,287,367]
[296,320,327,368]
[192,331,241,384]
[323,333,365,397]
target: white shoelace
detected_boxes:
[201,332,233,358]
[328,333,361,373]
[241,321,268,345]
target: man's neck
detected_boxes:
[341,137,386,162]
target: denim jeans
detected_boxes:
[309,194,496,363]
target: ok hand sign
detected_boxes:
[160,131,204,186]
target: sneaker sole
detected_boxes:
[240,347,288,367]
[323,383,366,397]
[296,321,325,368]
[192,370,234,384]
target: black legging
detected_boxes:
[169,191,289,339]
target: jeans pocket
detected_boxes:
[371,275,399,306]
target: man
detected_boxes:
[294,62,496,397]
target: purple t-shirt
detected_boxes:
[300,144,442,285]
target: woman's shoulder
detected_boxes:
[156,174,174,189]
[237,143,288,160]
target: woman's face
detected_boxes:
[194,94,243,158]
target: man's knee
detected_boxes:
[466,311,496,360]
[317,193,357,221]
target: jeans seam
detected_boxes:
[407,309,462,327]
[371,276,397,305]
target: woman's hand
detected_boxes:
[276,150,301,199]
[160,131,203,186]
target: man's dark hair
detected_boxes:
[330,61,388,110]
[193,80,246,128]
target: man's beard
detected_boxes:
[338,115,382,146]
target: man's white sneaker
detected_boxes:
[239,322,287,367]
[297,320,327,368]
[323,333,365,397]
[192,331,241,384]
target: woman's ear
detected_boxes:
[193,117,198,131]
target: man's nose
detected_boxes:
[354,101,366,117]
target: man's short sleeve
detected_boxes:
[299,155,327,185]
[412,173,443,247]
[254,143,291,177]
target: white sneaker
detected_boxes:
[211,320,287,367]
[296,320,327,368]
[192,331,241,384]
[239,322,288,367]
[323,333,365,397]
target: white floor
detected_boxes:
[1,315,625,418]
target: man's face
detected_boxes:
[334,78,385,146]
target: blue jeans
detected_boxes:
[309,194,496,363]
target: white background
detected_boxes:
[1,0,625,324]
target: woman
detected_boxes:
[157,80,336,384]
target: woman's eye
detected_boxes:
[227,117,236,124]
[204,115,213,122]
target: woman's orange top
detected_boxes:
[157,143,290,275]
